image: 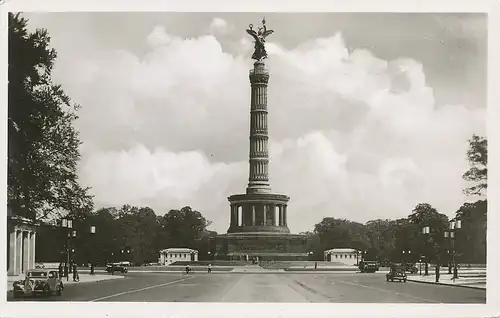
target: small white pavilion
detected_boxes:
[324,248,360,266]
[159,248,198,265]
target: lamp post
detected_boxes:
[90,225,96,275]
[61,218,73,281]
[444,219,461,279]
[402,250,411,269]
[422,226,430,276]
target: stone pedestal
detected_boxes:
[7,214,38,276]
[215,232,308,261]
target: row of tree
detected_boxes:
[305,134,487,264]
[35,205,216,266]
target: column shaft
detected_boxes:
[8,229,16,275]
[263,205,267,225]
[31,232,36,269]
[252,206,256,226]
[16,230,22,275]
[284,205,288,226]
[22,231,30,273]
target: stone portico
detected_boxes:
[7,214,38,276]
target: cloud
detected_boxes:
[210,17,231,35]
[48,22,485,233]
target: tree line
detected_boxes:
[305,134,487,264]
[9,13,487,266]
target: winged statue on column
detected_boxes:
[246,18,274,61]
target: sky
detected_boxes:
[22,12,487,233]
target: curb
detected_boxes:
[406,278,486,290]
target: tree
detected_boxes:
[8,13,93,221]
[408,203,449,263]
[463,135,487,196]
[455,200,487,263]
[314,217,370,255]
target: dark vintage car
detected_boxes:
[386,266,407,282]
[13,269,64,298]
[404,263,419,274]
[359,260,379,273]
[105,263,128,273]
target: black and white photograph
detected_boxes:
[2,1,499,317]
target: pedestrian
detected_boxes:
[58,263,63,278]
[90,262,95,275]
[314,262,317,270]
[208,263,212,274]
[73,263,80,282]
[435,264,440,283]
[185,264,190,275]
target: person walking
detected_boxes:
[208,263,212,274]
[435,264,440,283]
[73,263,80,282]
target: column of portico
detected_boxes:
[8,230,17,275]
[30,232,36,270]
[15,230,22,275]
[23,231,30,273]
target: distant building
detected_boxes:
[159,248,198,265]
[324,248,359,266]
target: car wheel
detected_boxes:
[404,278,407,283]
[44,285,51,297]
[386,276,389,282]
[391,279,394,282]
[57,286,62,296]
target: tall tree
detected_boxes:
[8,13,93,221]
[455,200,487,263]
[463,135,487,196]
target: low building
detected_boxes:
[324,248,359,266]
[7,206,39,276]
[159,248,199,265]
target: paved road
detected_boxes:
[7,272,485,303]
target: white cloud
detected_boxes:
[210,17,231,35]
[51,23,485,233]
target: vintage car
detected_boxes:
[12,269,64,298]
[386,266,407,282]
[105,263,128,273]
[404,263,419,274]
[359,260,379,273]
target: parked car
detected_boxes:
[105,263,128,273]
[404,263,418,274]
[12,269,63,298]
[386,265,407,282]
[359,260,379,273]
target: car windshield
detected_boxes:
[27,271,47,278]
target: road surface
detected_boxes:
[7,272,486,303]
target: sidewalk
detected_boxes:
[407,274,486,290]
[6,273,124,291]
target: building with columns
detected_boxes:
[7,206,38,276]
[159,248,199,265]
[215,21,308,260]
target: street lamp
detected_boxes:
[61,217,73,281]
[90,225,96,275]
[444,218,461,279]
[422,226,430,275]
[402,250,411,268]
